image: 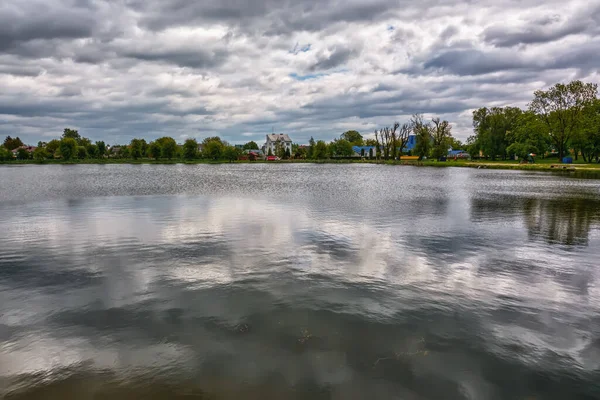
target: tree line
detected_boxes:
[466,80,599,162]
[0,130,263,162]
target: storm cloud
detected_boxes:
[0,0,598,145]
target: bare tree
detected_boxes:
[431,117,452,159]
[396,123,411,155]
[375,122,404,160]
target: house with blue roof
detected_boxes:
[352,146,376,158]
[403,135,417,152]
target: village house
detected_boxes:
[263,134,292,156]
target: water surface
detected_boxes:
[0,164,599,399]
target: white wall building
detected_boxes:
[263,134,292,156]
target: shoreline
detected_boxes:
[2,158,600,176]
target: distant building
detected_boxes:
[352,146,376,158]
[403,135,417,153]
[448,149,470,159]
[11,145,36,156]
[263,133,292,155]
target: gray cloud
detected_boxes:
[482,5,600,47]
[422,49,530,76]
[123,48,229,69]
[0,0,599,145]
[308,47,356,71]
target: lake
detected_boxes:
[0,164,599,399]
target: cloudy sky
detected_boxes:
[1,0,599,145]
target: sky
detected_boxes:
[1,0,599,146]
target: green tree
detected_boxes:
[202,136,224,146]
[341,130,363,145]
[365,138,378,146]
[267,147,273,156]
[157,137,177,159]
[79,137,91,148]
[223,145,241,162]
[0,147,12,161]
[449,137,464,150]
[59,138,77,160]
[16,148,29,160]
[46,139,60,156]
[414,124,432,160]
[86,144,98,158]
[284,147,291,159]
[77,146,88,159]
[204,139,224,160]
[243,141,259,150]
[148,141,162,160]
[119,146,130,159]
[62,128,81,143]
[313,140,328,159]
[529,80,598,160]
[431,118,453,159]
[308,137,315,159]
[472,107,522,160]
[183,138,199,159]
[130,138,145,160]
[572,99,600,162]
[274,141,286,159]
[294,146,307,159]
[506,111,550,160]
[331,138,353,156]
[3,136,24,150]
[33,147,48,161]
[96,141,106,158]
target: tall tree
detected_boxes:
[204,139,224,160]
[313,140,328,159]
[575,99,600,162]
[529,80,598,160]
[472,107,522,160]
[157,137,177,160]
[506,111,550,160]
[183,138,199,159]
[410,114,432,157]
[341,130,363,145]
[46,139,61,156]
[62,128,81,142]
[59,138,77,160]
[308,137,315,159]
[396,123,411,155]
[86,144,98,158]
[96,141,106,158]
[243,141,259,150]
[430,118,453,159]
[331,138,354,157]
[223,145,240,162]
[130,138,145,159]
[202,136,224,146]
[148,141,162,160]
[3,136,24,150]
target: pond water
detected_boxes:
[0,164,599,399]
